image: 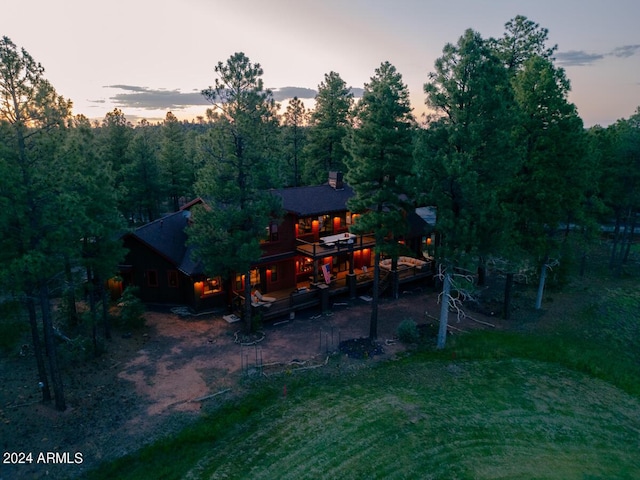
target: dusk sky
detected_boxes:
[3,0,639,127]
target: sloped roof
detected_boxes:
[415,206,437,226]
[272,184,355,217]
[126,204,204,276]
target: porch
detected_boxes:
[234,257,435,322]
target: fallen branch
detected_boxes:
[191,388,231,403]
[446,323,466,333]
[467,316,495,328]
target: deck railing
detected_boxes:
[295,234,376,258]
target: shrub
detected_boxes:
[397,318,419,344]
[58,335,98,367]
[117,287,146,329]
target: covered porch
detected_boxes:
[234,253,435,322]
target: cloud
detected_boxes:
[103,85,210,110]
[271,86,364,101]
[101,84,364,111]
[610,44,640,58]
[557,44,640,67]
[271,86,317,101]
[556,50,605,66]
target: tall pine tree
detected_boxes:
[190,52,281,332]
[303,72,353,184]
[0,36,73,410]
[345,61,415,340]
[417,29,519,346]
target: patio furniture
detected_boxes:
[254,290,276,303]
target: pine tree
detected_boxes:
[345,61,415,340]
[281,97,308,187]
[124,120,163,223]
[303,72,353,184]
[0,36,73,410]
[190,53,281,332]
[417,29,519,345]
[160,112,191,211]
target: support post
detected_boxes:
[347,273,357,299]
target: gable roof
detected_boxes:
[125,200,204,276]
[272,183,355,217]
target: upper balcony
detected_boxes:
[295,233,377,259]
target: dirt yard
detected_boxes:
[1,286,506,479]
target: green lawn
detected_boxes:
[84,277,640,480]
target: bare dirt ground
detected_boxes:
[0,284,515,480]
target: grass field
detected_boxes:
[84,272,640,480]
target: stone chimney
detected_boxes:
[328,171,344,190]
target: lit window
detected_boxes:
[203,277,221,295]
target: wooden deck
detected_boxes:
[295,234,377,259]
[236,260,434,322]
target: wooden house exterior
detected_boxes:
[115,174,434,316]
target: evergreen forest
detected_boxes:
[1,15,638,416]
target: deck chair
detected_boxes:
[254,290,276,303]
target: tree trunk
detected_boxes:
[39,283,66,411]
[580,252,587,277]
[90,286,98,355]
[437,271,451,349]
[609,210,622,270]
[503,273,513,320]
[244,269,253,333]
[579,227,587,277]
[26,294,51,403]
[100,279,111,341]
[477,257,486,287]
[614,208,632,277]
[369,251,380,341]
[86,266,99,355]
[64,255,79,328]
[622,209,637,264]
[391,256,399,300]
[535,258,548,310]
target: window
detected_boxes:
[235,273,244,291]
[203,277,221,295]
[250,268,259,287]
[319,215,331,233]
[298,257,313,273]
[146,270,158,287]
[268,265,278,282]
[261,223,280,243]
[167,271,179,288]
[298,217,312,234]
[270,223,278,242]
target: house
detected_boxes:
[115,198,226,311]
[114,173,434,317]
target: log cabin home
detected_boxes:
[114,173,435,320]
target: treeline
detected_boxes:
[1,15,639,409]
